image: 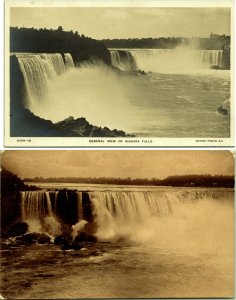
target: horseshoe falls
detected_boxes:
[110,49,224,72]
[19,187,233,245]
[2,184,234,298]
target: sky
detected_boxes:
[1,151,234,179]
[10,7,231,39]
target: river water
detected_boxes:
[1,185,234,298]
[128,70,230,137]
[15,50,230,138]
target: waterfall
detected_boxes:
[20,190,85,235]
[21,191,61,235]
[64,53,75,68]
[20,189,233,240]
[109,49,224,72]
[17,55,49,103]
[89,189,233,242]
[76,191,83,221]
[21,191,53,220]
[200,50,223,67]
[89,191,175,240]
[15,52,74,108]
[110,50,121,69]
[110,50,137,71]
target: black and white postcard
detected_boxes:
[4,0,235,146]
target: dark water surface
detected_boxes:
[1,241,234,299]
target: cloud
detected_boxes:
[1,151,234,180]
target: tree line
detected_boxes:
[24,174,234,188]
[1,168,40,194]
[102,36,230,50]
[10,26,111,65]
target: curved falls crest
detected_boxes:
[20,189,233,245]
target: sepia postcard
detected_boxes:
[0,150,235,298]
[4,0,235,147]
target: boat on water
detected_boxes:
[217,98,230,116]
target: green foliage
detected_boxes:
[10,27,111,65]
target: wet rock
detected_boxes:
[61,241,73,250]
[55,116,134,137]
[74,232,97,243]
[54,234,72,246]
[72,243,82,250]
[1,237,19,247]
[210,65,221,70]
[54,234,82,250]
[222,45,230,70]
[217,105,229,116]
[36,233,51,244]
[74,232,87,243]
[55,232,97,251]
[16,233,51,244]
[11,106,135,137]
[130,69,147,76]
[1,222,28,239]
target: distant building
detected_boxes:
[210,33,226,39]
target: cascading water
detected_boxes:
[64,53,75,68]
[110,50,137,71]
[88,189,233,242]
[2,186,233,299]
[20,188,233,242]
[109,49,224,72]
[21,191,61,235]
[21,190,81,236]
[21,191,53,220]
[15,52,74,108]
[17,55,49,104]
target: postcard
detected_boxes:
[1,150,234,298]
[4,0,235,146]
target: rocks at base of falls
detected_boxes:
[210,65,222,70]
[1,222,28,239]
[111,66,148,76]
[15,233,51,245]
[11,107,65,137]
[54,234,72,246]
[54,232,97,251]
[54,116,134,137]
[1,232,52,247]
[74,232,97,243]
[11,107,134,137]
[130,69,147,76]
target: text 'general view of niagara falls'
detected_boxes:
[5,3,233,146]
